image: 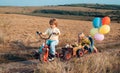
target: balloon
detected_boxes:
[93,17,102,28]
[99,25,110,34]
[90,28,99,36]
[94,33,104,41]
[102,16,110,25]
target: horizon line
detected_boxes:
[0,3,120,7]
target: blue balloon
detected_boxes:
[93,17,101,28]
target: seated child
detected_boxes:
[73,33,98,56]
[38,18,60,61]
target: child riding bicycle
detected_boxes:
[38,18,60,61]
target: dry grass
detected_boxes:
[0,20,4,44]
[0,14,120,73]
[0,31,4,44]
[0,14,120,52]
[36,51,120,73]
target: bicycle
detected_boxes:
[35,31,59,63]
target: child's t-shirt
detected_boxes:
[79,38,90,46]
[73,37,91,47]
[81,38,90,46]
[78,37,91,46]
[44,27,60,41]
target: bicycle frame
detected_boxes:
[36,32,53,62]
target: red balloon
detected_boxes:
[102,16,110,25]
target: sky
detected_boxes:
[0,0,120,6]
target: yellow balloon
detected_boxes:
[99,25,110,34]
[90,28,99,36]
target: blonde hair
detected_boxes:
[78,32,84,37]
[49,18,58,27]
[78,32,85,43]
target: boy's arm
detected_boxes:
[42,28,49,35]
[53,29,60,35]
[52,32,60,35]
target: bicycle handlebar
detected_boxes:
[36,31,52,40]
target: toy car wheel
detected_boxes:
[63,51,72,60]
[76,49,84,57]
[55,52,59,58]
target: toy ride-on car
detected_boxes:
[60,36,95,60]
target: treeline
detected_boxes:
[60,4,120,10]
[33,9,105,17]
[32,9,120,17]
[32,9,120,22]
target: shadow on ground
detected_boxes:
[0,40,40,64]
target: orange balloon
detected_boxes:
[102,16,110,25]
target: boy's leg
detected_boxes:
[84,45,90,53]
[88,36,94,52]
[46,40,51,46]
[93,46,98,53]
[39,43,44,53]
[50,40,59,56]
[90,47,94,52]
[39,40,51,53]
[73,47,78,56]
[48,40,58,61]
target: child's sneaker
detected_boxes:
[48,54,55,62]
[48,57,54,62]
